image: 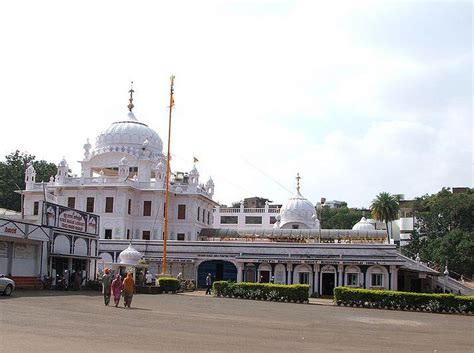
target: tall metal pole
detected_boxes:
[162,75,175,275]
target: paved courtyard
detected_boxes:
[1,290,473,353]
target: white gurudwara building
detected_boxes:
[17,88,473,295]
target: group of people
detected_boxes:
[101,268,135,308]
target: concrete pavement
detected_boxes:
[1,290,472,353]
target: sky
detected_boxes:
[0,0,472,208]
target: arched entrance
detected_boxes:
[197,260,237,288]
[320,265,336,296]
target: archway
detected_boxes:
[197,260,237,288]
[257,263,271,283]
[320,265,336,296]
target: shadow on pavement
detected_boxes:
[0,289,102,299]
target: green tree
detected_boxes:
[370,192,400,243]
[317,206,366,229]
[404,188,474,277]
[0,151,57,211]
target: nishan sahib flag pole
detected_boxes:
[162,75,175,275]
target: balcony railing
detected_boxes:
[217,207,281,214]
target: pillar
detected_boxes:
[287,263,292,285]
[338,264,344,287]
[390,265,398,291]
[314,264,320,295]
[236,263,243,283]
[7,242,14,276]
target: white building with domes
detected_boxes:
[23,105,216,244]
[16,87,465,295]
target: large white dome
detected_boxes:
[276,190,319,229]
[352,217,375,231]
[95,112,163,157]
[118,244,143,266]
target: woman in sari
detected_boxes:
[111,274,122,307]
[122,272,135,308]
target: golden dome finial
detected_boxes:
[128,81,135,112]
[296,173,301,193]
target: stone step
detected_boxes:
[9,276,43,289]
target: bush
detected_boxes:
[212,281,309,303]
[157,277,180,293]
[333,286,474,314]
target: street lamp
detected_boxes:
[443,265,449,293]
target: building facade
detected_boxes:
[18,90,473,295]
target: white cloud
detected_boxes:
[0,0,471,208]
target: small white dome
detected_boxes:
[118,244,143,266]
[352,217,375,231]
[58,158,68,167]
[206,177,214,186]
[25,164,36,174]
[278,190,319,229]
[95,112,163,156]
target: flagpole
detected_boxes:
[162,75,175,275]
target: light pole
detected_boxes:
[443,264,449,293]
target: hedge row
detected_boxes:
[213,281,309,303]
[334,286,474,314]
[157,277,180,293]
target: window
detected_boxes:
[126,229,130,240]
[104,229,112,239]
[86,197,94,213]
[178,204,186,220]
[33,201,39,216]
[220,216,238,224]
[143,201,152,216]
[292,224,299,229]
[347,273,358,286]
[245,216,262,224]
[105,197,114,213]
[128,199,131,215]
[207,211,210,225]
[202,209,205,221]
[269,216,276,224]
[142,231,150,240]
[177,233,185,241]
[67,197,75,209]
[197,206,200,221]
[371,273,383,287]
[299,272,309,284]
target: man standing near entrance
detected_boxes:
[102,268,112,306]
[205,273,212,295]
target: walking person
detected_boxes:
[102,268,112,306]
[111,274,123,307]
[122,272,135,308]
[145,271,153,286]
[205,273,212,295]
[74,270,82,291]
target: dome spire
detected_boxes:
[127,81,135,112]
[296,173,301,193]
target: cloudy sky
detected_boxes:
[1,0,472,207]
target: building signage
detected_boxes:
[58,209,86,232]
[42,202,99,236]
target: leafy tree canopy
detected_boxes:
[0,150,57,211]
[404,188,474,278]
[317,206,366,230]
[370,192,400,242]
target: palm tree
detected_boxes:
[370,192,400,243]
